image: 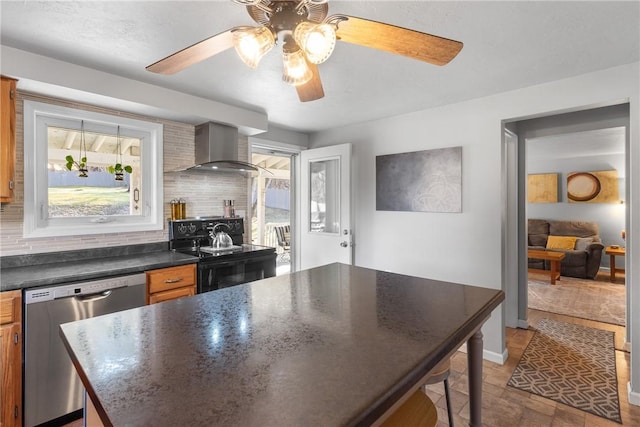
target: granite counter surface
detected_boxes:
[1,249,198,292]
[60,263,504,427]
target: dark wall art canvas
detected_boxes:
[376,146,462,213]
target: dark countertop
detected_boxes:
[0,243,199,292]
[60,263,504,427]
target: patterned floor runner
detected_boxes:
[508,318,622,423]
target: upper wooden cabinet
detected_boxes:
[1,290,22,427]
[146,264,197,305]
[1,76,18,203]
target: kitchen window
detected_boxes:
[23,100,163,238]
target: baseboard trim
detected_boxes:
[628,382,640,406]
[485,348,509,365]
[456,344,508,365]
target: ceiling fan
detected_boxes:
[146,0,463,102]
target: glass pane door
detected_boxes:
[309,158,340,234]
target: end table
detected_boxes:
[605,246,625,282]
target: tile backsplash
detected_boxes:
[0,92,249,256]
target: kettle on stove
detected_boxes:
[210,223,233,248]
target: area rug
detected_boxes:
[508,318,621,423]
[528,273,626,326]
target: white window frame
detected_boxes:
[23,100,164,238]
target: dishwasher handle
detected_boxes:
[25,273,147,305]
[74,290,113,302]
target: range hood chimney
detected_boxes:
[190,122,258,173]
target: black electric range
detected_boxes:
[168,217,276,293]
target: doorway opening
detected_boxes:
[525,127,626,326]
[503,102,629,344]
[251,151,293,276]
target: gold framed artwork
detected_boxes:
[528,173,558,203]
[567,170,618,203]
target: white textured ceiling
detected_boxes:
[1,1,639,134]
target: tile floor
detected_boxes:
[425,308,640,427]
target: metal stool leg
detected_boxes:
[443,378,454,427]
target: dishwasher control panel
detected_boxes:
[25,273,146,304]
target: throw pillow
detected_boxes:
[575,237,594,251]
[546,235,577,250]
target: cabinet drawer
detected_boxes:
[148,285,195,305]
[0,290,21,325]
[147,264,196,294]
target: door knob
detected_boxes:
[340,241,348,247]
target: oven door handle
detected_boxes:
[200,260,246,268]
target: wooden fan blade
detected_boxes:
[333,15,463,66]
[146,29,237,75]
[296,62,324,102]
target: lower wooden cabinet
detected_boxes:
[1,290,22,427]
[146,264,196,305]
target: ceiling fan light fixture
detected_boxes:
[294,21,336,64]
[232,26,275,68]
[282,46,313,86]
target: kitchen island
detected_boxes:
[60,263,504,426]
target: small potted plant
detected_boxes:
[109,125,133,181]
[66,120,90,177]
[108,163,133,181]
[65,155,89,178]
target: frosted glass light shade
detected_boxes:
[232,26,275,68]
[282,48,313,86]
[294,22,336,64]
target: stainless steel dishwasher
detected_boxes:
[23,273,146,427]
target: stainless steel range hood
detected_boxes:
[189,122,258,173]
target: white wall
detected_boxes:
[309,62,640,378]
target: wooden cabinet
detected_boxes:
[1,76,17,203]
[1,290,22,427]
[146,264,196,305]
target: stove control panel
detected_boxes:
[169,218,244,240]
[204,219,243,234]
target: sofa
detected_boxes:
[528,219,604,279]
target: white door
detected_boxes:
[299,143,352,270]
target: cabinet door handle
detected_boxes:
[9,180,14,190]
[165,276,184,284]
[9,89,15,100]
